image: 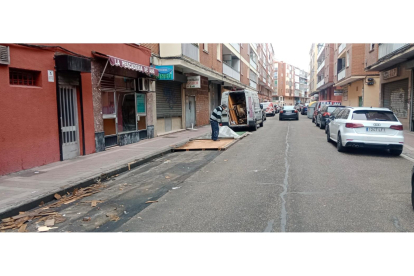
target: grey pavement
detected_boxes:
[0,126,211,218]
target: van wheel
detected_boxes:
[251,122,258,131]
[259,121,264,127]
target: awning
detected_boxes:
[92,51,158,77]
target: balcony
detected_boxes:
[317,59,325,73]
[317,78,325,89]
[250,80,257,89]
[230,43,240,53]
[338,43,346,55]
[337,68,345,81]
[223,63,240,81]
[317,43,326,60]
[182,43,199,61]
[378,43,409,59]
[250,59,257,70]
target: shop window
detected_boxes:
[102,92,116,116]
[117,92,136,133]
[9,68,41,86]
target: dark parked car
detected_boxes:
[315,105,345,129]
[301,106,308,115]
[279,106,299,121]
[324,107,346,133]
[412,166,414,210]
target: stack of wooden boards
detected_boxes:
[228,94,247,125]
[172,139,236,151]
[0,183,104,232]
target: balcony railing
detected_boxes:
[317,43,325,60]
[182,43,199,61]
[338,43,346,54]
[317,78,325,88]
[251,43,257,51]
[223,63,240,81]
[338,68,346,81]
[230,43,240,53]
[317,59,325,73]
[250,80,257,89]
[378,43,409,59]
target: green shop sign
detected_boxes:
[155,65,174,80]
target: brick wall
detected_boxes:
[141,44,159,55]
[240,43,249,62]
[240,61,249,86]
[185,76,210,126]
[365,44,378,68]
[325,44,335,83]
[351,44,366,76]
[199,44,223,73]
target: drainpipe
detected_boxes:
[362,77,365,107]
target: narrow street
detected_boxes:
[13,114,414,232]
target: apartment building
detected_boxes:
[308,43,318,101]
[332,43,380,108]
[274,60,309,106]
[311,43,340,102]
[143,43,274,135]
[365,43,414,130]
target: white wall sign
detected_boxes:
[186,76,201,88]
[48,70,54,82]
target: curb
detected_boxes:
[0,138,197,220]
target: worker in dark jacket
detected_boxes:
[210,104,227,141]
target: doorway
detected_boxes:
[186,96,196,128]
[358,96,363,107]
[58,85,80,160]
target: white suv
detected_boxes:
[326,107,404,156]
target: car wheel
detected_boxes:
[312,117,315,123]
[296,116,299,121]
[319,122,325,129]
[326,127,331,142]
[390,148,403,156]
[337,133,346,152]
[279,117,283,121]
[259,120,264,127]
[315,119,319,127]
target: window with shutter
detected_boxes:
[0,45,10,65]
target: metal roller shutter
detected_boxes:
[156,81,182,118]
[383,79,408,118]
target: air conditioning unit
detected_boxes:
[0,45,10,65]
[138,78,148,91]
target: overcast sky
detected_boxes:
[271,42,311,72]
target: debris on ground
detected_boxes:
[145,200,158,204]
[83,217,91,222]
[38,226,57,232]
[18,224,27,232]
[0,183,104,231]
[165,176,170,179]
[44,219,55,227]
[172,187,181,190]
[164,160,171,164]
[54,194,61,200]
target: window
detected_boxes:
[346,51,350,67]
[136,93,147,130]
[9,68,41,86]
[117,92,136,133]
[203,43,208,52]
[217,44,221,61]
[341,109,350,119]
[370,44,375,51]
[352,110,397,121]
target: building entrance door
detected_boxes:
[59,85,80,160]
[186,96,196,128]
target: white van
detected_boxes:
[221,89,264,131]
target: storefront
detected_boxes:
[94,54,158,149]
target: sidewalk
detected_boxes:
[0,126,211,219]
[402,129,414,160]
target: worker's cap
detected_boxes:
[222,104,228,108]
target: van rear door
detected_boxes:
[221,92,229,123]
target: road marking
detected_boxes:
[404,144,414,151]
[264,219,274,232]
[279,123,290,232]
[401,154,414,163]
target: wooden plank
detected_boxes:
[227,95,238,125]
[174,139,235,151]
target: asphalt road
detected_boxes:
[11,113,414,232]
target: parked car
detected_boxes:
[326,107,404,155]
[261,102,276,116]
[307,101,318,120]
[315,105,346,129]
[312,100,342,123]
[260,104,266,121]
[274,105,280,114]
[325,107,347,133]
[301,106,308,115]
[279,106,299,121]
